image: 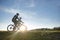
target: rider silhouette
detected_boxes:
[12,13,20,30]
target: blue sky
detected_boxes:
[0,0,60,30]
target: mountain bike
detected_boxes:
[7,18,27,31]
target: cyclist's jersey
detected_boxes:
[12,15,18,22]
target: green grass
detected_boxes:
[0,30,60,40]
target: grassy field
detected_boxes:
[0,30,60,40]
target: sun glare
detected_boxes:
[19,26,27,32]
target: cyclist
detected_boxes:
[12,13,20,31]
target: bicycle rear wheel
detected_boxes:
[7,24,14,31]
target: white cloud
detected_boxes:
[4,8,22,14]
[1,7,36,18]
[25,0,35,7]
[0,7,26,17]
[0,6,22,14]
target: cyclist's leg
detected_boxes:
[13,22,17,31]
[16,21,20,30]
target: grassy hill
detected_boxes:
[0,30,60,40]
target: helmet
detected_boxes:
[16,13,19,15]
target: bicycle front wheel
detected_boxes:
[20,24,27,32]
